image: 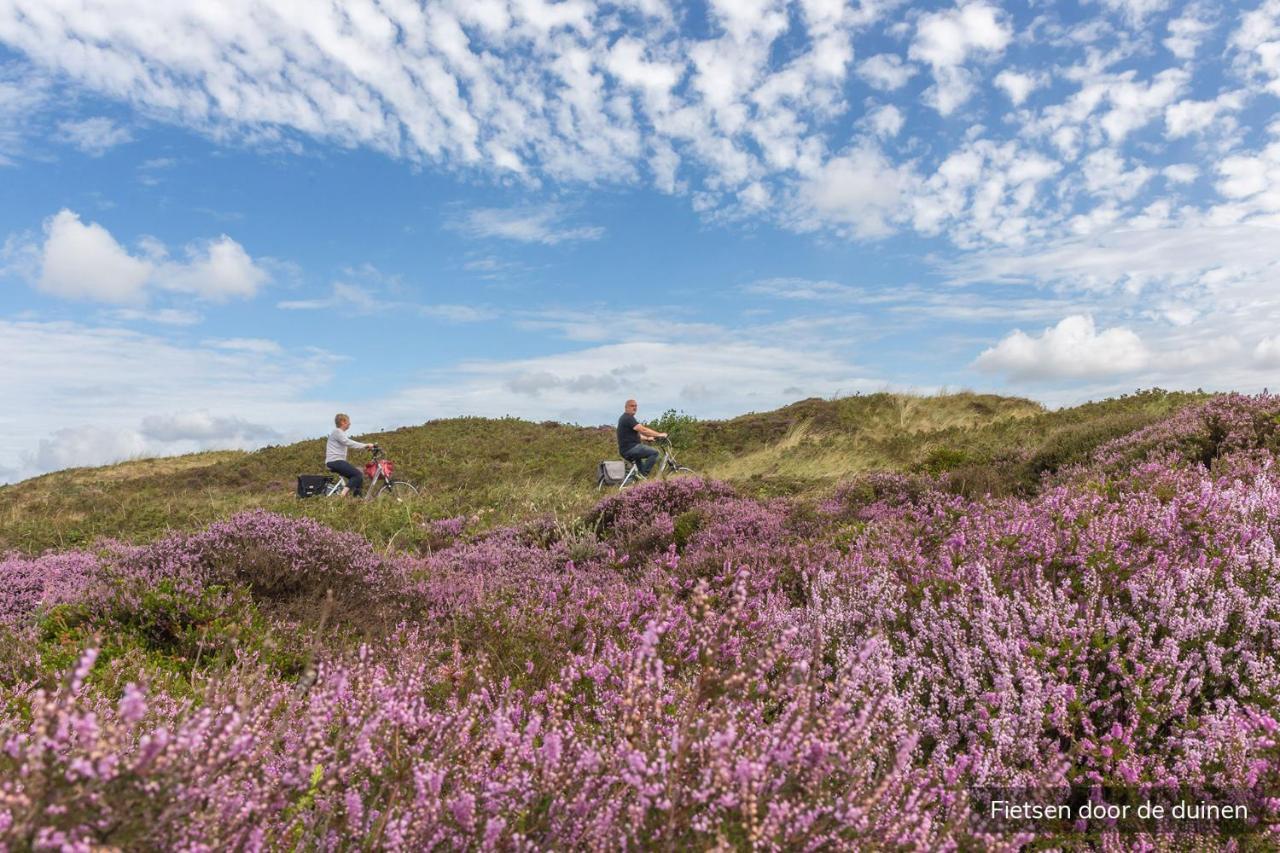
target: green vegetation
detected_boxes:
[0,389,1209,553]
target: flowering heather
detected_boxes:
[4,395,1280,847]
[0,552,98,625]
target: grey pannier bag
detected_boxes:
[597,460,627,487]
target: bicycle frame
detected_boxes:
[619,442,684,487]
[326,450,390,499]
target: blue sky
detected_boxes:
[1,0,1279,482]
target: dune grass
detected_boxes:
[0,389,1210,554]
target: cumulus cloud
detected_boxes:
[1215,143,1280,215]
[857,53,915,90]
[994,70,1043,105]
[38,210,152,302]
[29,210,270,304]
[55,116,132,155]
[909,3,1012,69]
[1099,69,1189,143]
[866,103,904,138]
[790,145,911,238]
[1232,0,1280,97]
[974,314,1148,380]
[1165,91,1244,139]
[1165,6,1215,58]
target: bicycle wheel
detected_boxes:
[667,465,697,477]
[375,480,419,501]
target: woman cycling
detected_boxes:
[325,413,378,497]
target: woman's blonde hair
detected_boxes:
[334,413,349,427]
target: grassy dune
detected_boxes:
[0,389,1206,553]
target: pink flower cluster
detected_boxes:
[5,395,1280,847]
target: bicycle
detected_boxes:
[324,446,419,502]
[605,438,697,489]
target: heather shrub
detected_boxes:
[124,510,408,624]
[588,477,735,533]
[0,551,100,625]
[9,395,1280,846]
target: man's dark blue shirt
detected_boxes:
[617,413,640,454]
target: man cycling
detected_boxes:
[617,399,666,475]
[326,413,378,497]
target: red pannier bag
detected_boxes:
[365,460,394,478]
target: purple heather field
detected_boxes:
[5,395,1280,849]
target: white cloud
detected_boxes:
[790,145,911,238]
[1165,91,1244,139]
[203,337,283,355]
[909,2,1011,116]
[1254,335,1280,367]
[857,53,915,90]
[55,116,132,156]
[451,206,605,244]
[909,3,1012,69]
[138,411,281,443]
[1163,163,1199,184]
[922,66,976,116]
[278,281,494,322]
[1231,0,1280,97]
[0,65,50,164]
[1082,149,1153,202]
[379,339,882,425]
[947,219,1280,396]
[106,307,203,325]
[1215,143,1280,208]
[155,236,271,300]
[419,304,497,323]
[0,0,1273,257]
[950,223,1280,294]
[277,282,381,312]
[27,425,151,473]
[1164,6,1214,59]
[744,277,860,300]
[0,319,339,480]
[974,314,1148,380]
[993,70,1042,105]
[38,210,152,303]
[1100,0,1171,25]
[1099,69,1189,143]
[866,103,904,138]
[28,210,269,305]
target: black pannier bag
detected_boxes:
[297,475,332,498]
